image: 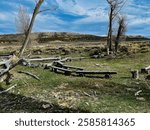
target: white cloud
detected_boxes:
[0,12,15,22]
[129,17,150,26]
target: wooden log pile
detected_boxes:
[49,60,117,78]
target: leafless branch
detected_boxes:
[18,71,40,80]
[0,84,17,94]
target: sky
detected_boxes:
[0,0,150,37]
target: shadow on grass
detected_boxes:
[0,90,88,113]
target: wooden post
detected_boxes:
[131,70,139,79]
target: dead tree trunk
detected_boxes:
[115,16,126,53]
[106,0,126,54]
[19,0,44,58]
[107,7,113,54]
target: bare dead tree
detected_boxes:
[0,0,45,79]
[115,15,127,52]
[19,0,58,58]
[19,0,44,58]
[15,6,30,35]
[106,0,126,55]
[0,0,58,83]
[15,5,32,49]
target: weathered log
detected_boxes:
[76,70,117,78]
[52,61,64,67]
[0,60,11,75]
[76,71,117,75]
[26,57,61,62]
[0,84,17,94]
[52,61,84,70]
[44,63,52,69]
[18,71,40,80]
[58,57,85,62]
[62,64,84,71]
[0,55,25,78]
[58,58,69,62]
[50,65,72,76]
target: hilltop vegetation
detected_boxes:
[0,32,149,45]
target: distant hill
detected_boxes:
[0,32,149,45]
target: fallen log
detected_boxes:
[18,71,40,80]
[76,70,117,75]
[50,65,72,76]
[0,60,11,75]
[61,64,84,71]
[52,61,84,70]
[58,58,69,62]
[52,61,64,67]
[44,63,52,69]
[76,70,117,78]
[26,57,61,62]
[58,57,85,62]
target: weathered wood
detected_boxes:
[27,57,61,62]
[18,71,40,80]
[131,70,139,79]
[44,63,52,69]
[62,64,84,71]
[50,65,72,76]
[19,0,44,57]
[52,61,64,67]
[58,57,85,62]
[141,65,150,74]
[53,61,84,71]
[0,55,33,79]
[0,54,13,60]
[76,70,117,78]
[58,58,69,62]
[68,57,85,61]
[76,71,117,75]
[0,84,17,94]
[0,60,11,75]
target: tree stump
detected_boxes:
[131,70,139,79]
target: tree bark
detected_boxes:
[107,7,113,54]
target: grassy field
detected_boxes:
[0,42,150,113]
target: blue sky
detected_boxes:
[0,0,150,37]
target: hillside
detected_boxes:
[0,32,149,45]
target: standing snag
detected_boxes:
[19,0,44,58]
[106,0,126,54]
[115,15,127,52]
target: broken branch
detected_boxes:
[18,71,40,80]
[0,84,17,94]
